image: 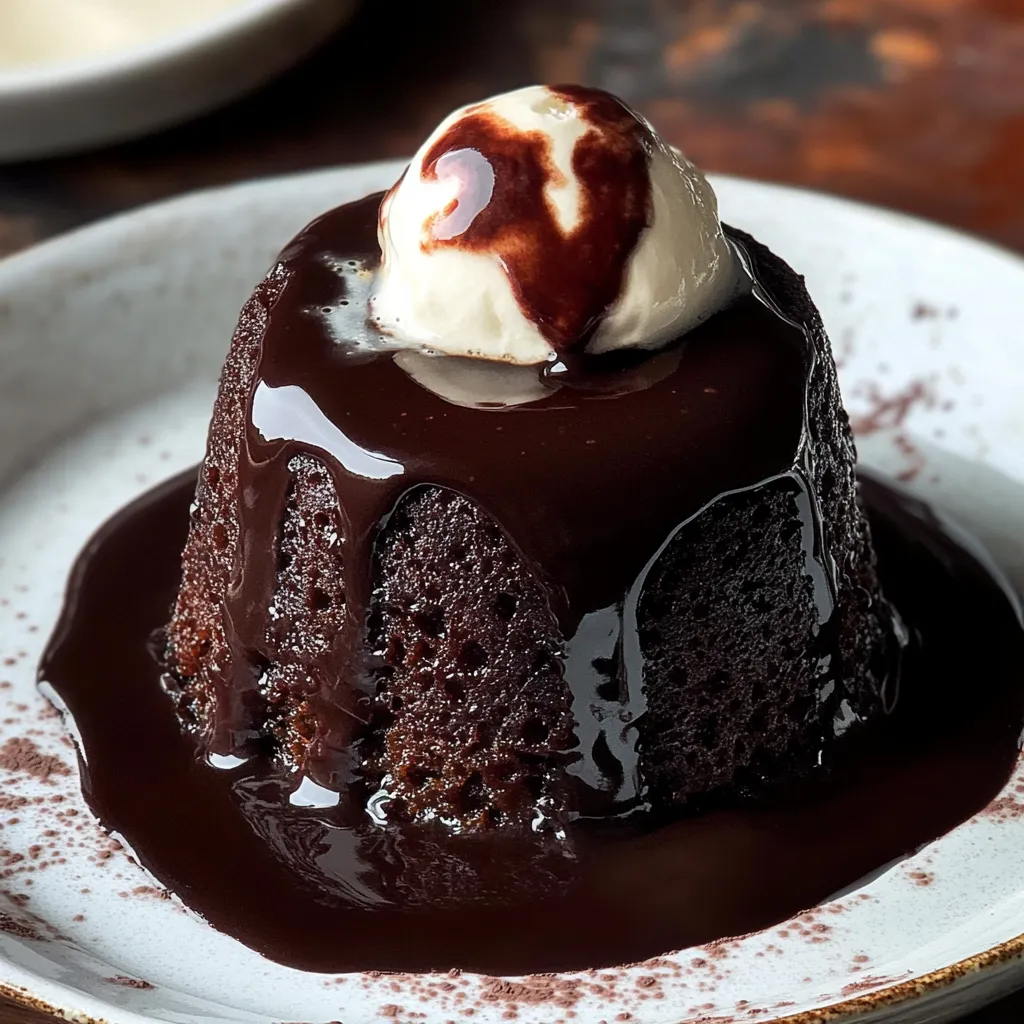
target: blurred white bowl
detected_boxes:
[0,0,355,162]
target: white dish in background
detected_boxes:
[2,165,1024,1024]
[0,0,355,162]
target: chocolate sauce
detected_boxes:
[225,192,825,798]
[418,85,651,349]
[39,469,1024,974]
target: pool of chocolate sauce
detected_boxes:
[39,469,1024,975]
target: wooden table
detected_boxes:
[1,0,1023,1020]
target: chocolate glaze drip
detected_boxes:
[38,470,1024,973]
[415,85,652,350]
[220,192,831,805]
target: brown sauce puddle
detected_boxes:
[38,469,1024,975]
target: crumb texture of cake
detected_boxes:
[257,453,349,763]
[368,488,574,830]
[637,229,896,806]
[167,268,285,755]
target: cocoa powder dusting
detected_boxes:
[848,379,936,436]
[480,978,583,1009]
[840,973,910,996]
[0,738,70,783]
[983,795,1024,823]
[107,976,156,990]
[0,912,43,941]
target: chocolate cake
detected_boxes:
[164,86,901,835]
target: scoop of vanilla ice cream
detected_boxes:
[587,140,736,356]
[370,85,735,365]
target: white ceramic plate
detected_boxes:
[1,165,1024,1024]
[0,0,355,161]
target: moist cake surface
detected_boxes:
[165,192,900,831]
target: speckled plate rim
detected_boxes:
[1,165,1024,1024]
[3,949,1021,1024]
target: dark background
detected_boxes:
[1,0,1023,1020]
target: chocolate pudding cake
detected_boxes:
[164,84,901,834]
[39,82,1024,975]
